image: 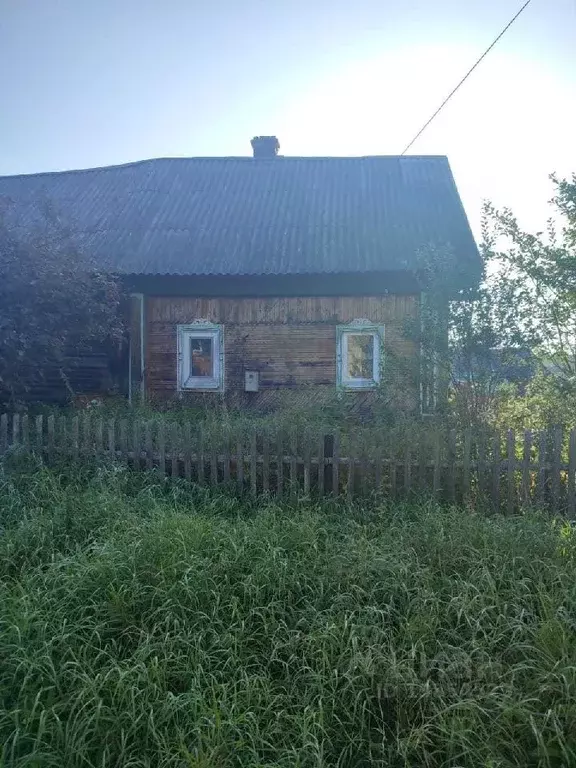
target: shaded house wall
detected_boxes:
[141,293,420,407]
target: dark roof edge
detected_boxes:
[0,154,450,181]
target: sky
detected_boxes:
[0,0,575,237]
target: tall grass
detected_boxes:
[1,458,575,767]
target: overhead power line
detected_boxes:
[400,0,534,155]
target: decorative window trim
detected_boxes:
[336,320,385,390]
[177,322,224,391]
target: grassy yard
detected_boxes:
[0,458,575,767]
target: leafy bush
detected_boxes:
[1,462,575,766]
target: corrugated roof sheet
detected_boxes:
[0,155,478,276]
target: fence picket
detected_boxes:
[184,422,192,482]
[198,426,205,486]
[108,419,116,461]
[171,423,179,478]
[1,413,7,453]
[317,433,325,496]
[94,418,103,457]
[506,429,516,516]
[132,420,140,470]
[463,428,472,504]
[210,431,218,488]
[21,414,29,449]
[47,415,55,457]
[236,434,244,490]
[12,414,20,446]
[303,439,311,496]
[521,430,532,507]
[432,431,442,497]
[491,433,501,512]
[276,432,284,497]
[290,430,298,497]
[568,429,576,518]
[537,431,547,509]
[35,414,44,454]
[551,427,563,511]
[332,432,340,496]
[250,431,257,496]
[347,438,355,502]
[403,443,411,496]
[71,416,79,460]
[158,421,166,476]
[262,434,270,493]
[145,421,153,470]
[447,429,456,504]
[82,413,91,456]
[222,430,231,485]
[119,419,128,463]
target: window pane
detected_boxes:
[346,334,374,379]
[190,337,213,377]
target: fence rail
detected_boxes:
[2,413,576,514]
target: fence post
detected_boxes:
[317,433,326,496]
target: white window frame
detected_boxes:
[336,321,384,390]
[177,323,224,391]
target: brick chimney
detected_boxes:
[250,136,280,158]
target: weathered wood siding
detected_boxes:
[146,295,419,405]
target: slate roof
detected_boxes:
[0,155,478,277]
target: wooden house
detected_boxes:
[0,136,479,410]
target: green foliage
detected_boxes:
[418,173,576,427]
[495,372,576,433]
[0,199,123,404]
[1,461,576,766]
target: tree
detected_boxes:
[0,199,123,404]
[418,173,576,426]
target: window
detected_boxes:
[177,323,224,391]
[336,321,384,389]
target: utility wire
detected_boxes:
[401,0,534,155]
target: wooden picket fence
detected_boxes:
[2,412,576,514]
